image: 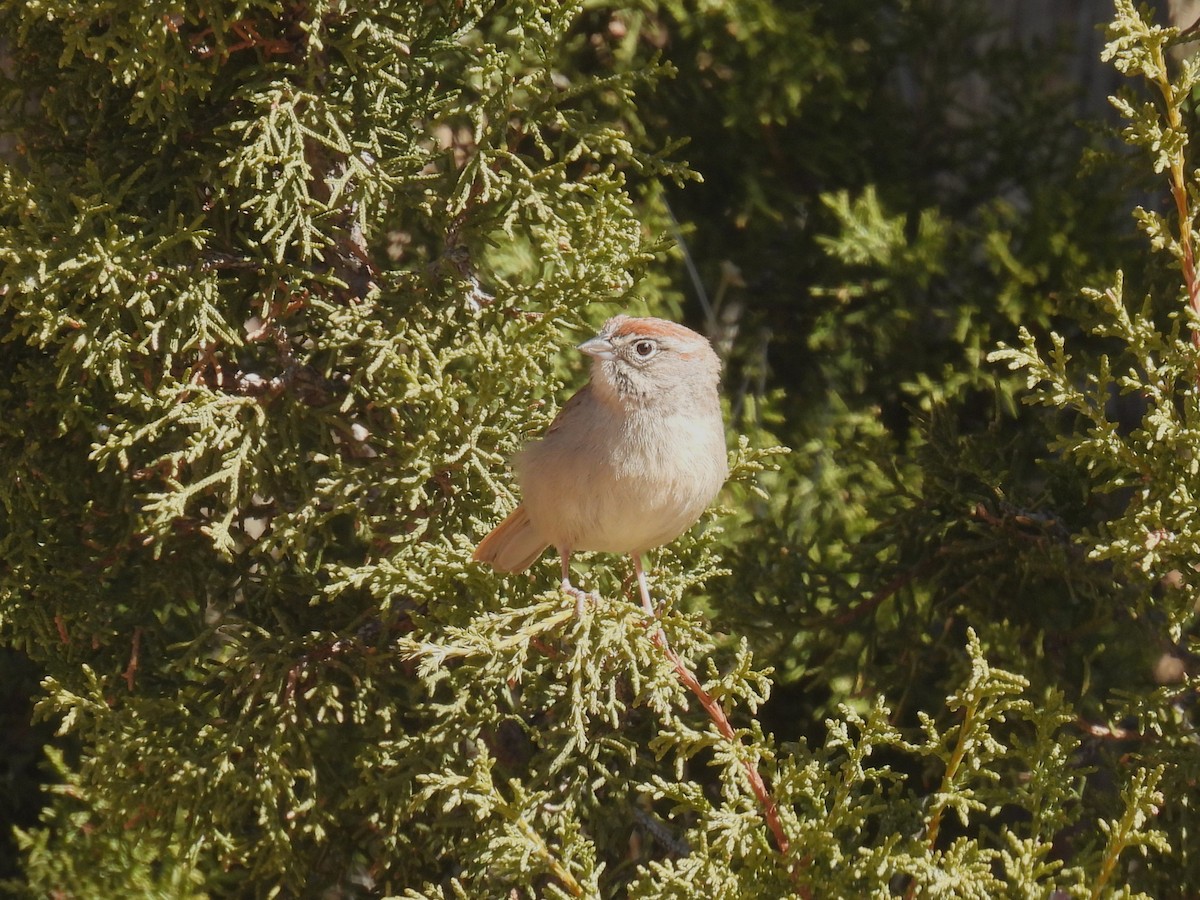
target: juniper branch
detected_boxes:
[648,628,795,864]
[1148,41,1200,363]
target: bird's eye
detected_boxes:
[633,340,657,358]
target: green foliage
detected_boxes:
[8,741,209,897]
[0,0,676,891]
[0,0,1196,897]
[987,2,1200,894]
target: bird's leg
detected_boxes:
[559,550,592,616]
[632,554,655,616]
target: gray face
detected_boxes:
[581,315,721,405]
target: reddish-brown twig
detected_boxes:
[631,555,803,892]
[651,630,791,857]
[123,627,143,691]
[1153,50,1200,364]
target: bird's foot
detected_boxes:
[561,580,599,617]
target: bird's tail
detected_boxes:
[472,505,549,573]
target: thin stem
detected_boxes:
[1153,46,1200,360]
[652,632,793,860]
[903,697,979,900]
[1086,766,1163,900]
[632,556,802,891]
[831,565,926,629]
[514,814,584,897]
[1089,833,1126,900]
[123,627,143,691]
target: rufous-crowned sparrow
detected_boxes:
[473,315,728,613]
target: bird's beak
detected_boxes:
[577,334,616,360]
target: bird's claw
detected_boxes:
[561,583,599,617]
